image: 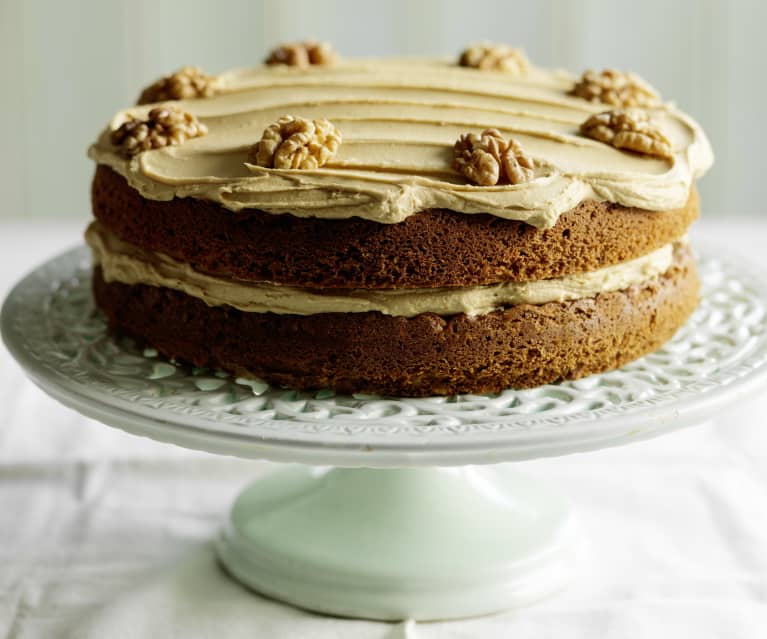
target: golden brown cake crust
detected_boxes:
[92,165,698,290]
[92,246,699,397]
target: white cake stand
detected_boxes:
[3,247,767,621]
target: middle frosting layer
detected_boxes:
[87,223,676,317]
[88,59,713,229]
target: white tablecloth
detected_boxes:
[1,220,766,638]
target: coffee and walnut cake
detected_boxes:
[86,43,713,397]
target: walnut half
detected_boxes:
[265,41,337,67]
[570,69,660,108]
[137,67,219,105]
[111,107,208,157]
[580,108,672,159]
[458,43,529,75]
[453,129,534,186]
[249,115,341,170]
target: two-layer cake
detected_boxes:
[86,43,713,396]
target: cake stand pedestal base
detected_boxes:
[216,465,580,621]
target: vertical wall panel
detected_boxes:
[689,0,731,216]
[0,0,26,219]
[19,0,131,220]
[726,0,766,216]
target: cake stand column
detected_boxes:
[216,464,580,621]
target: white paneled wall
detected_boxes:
[0,0,763,220]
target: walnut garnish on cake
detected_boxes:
[453,129,534,186]
[570,69,660,108]
[580,108,672,159]
[458,43,529,75]
[137,67,219,105]
[249,115,342,169]
[111,107,208,157]
[265,41,337,67]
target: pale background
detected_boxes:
[0,0,763,222]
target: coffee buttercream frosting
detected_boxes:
[89,58,713,228]
[86,222,678,317]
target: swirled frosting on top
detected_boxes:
[89,58,713,229]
